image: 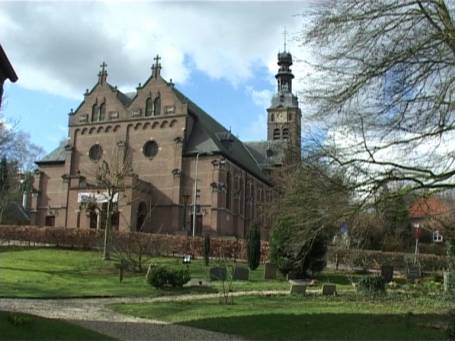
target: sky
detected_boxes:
[0,0,325,154]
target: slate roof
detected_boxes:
[38,83,276,184]
[0,44,18,82]
[244,140,287,168]
[172,88,271,184]
[35,140,67,164]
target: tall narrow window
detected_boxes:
[153,96,161,116]
[273,128,280,140]
[145,97,153,116]
[271,113,275,122]
[91,102,98,122]
[226,171,232,210]
[99,102,106,121]
[282,128,289,140]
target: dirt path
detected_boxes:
[0,290,288,340]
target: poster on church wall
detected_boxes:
[77,192,118,204]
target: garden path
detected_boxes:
[0,290,288,340]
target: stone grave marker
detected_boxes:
[264,262,277,280]
[381,265,394,283]
[407,264,422,281]
[322,284,337,296]
[289,279,306,295]
[209,266,226,281]
[233,266,249,281]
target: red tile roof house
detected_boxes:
[409,196,452,243]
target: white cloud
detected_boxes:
[246,86,273,109]
[0,1,320,99]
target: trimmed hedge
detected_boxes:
[328,247,448,272]
[0,225,448,272]
[0,225,270,261]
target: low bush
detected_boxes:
[145,264,191,289]
[357,275,386,295]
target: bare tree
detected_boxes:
[302,0,455,197]
[94,142,131,260]
[0,114,44,170]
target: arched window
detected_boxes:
[99,102,106,121]
[226,171,232,210]
[282,128,289,140]
[153,96,161,116]
[273,128,280,140]
[271,113,275,122]
[145,97,153,116]
[91,102,98,122]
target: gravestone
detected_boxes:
[209,266,226,281]
[184,278,210,287]
[381,265,394,283]
[264,262,277,280]
[322,284,337,296]
[233,266,249,281]
[289,280,306,295]
[407,264,422,281]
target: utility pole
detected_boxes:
[192,153,200,238]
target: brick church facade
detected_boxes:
[31,50,301,238]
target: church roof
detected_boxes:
[172,88,271,184]
[244,140,287,168]
[35,140,67,165]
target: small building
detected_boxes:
[409,196,451,243]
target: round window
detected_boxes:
[143,140,158,158]
[88,144,103,161]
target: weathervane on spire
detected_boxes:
[282,27,287,52]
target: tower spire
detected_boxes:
[282,27,287,52]
[98,61,108,85]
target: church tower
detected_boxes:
[267,48,301,161]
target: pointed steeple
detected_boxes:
[98,61,108,85]
[276,51,294,93]
[151,54,162,79]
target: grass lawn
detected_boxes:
[0,247,292,298]
[0,247,157,297]
[0,311,111,340]
[112,294,453,340]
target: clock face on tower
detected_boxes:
[275,111,287,123]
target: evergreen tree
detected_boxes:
[0,156,8,193]
[247,224,261,271]
[203,234,210,266]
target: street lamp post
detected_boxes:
[192,153,200,238]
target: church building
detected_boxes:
[31,49,301,238]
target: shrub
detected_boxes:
[270,219,328,278]
[168,268,191,287]
[145,264,190,289]
[204,234,210,266]
[247,224,261,271]
[357,275,386,295]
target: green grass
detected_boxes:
[0,247,292,297]
[0,247,158,297]
[0,311,111,340]
[112,294,453,340]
